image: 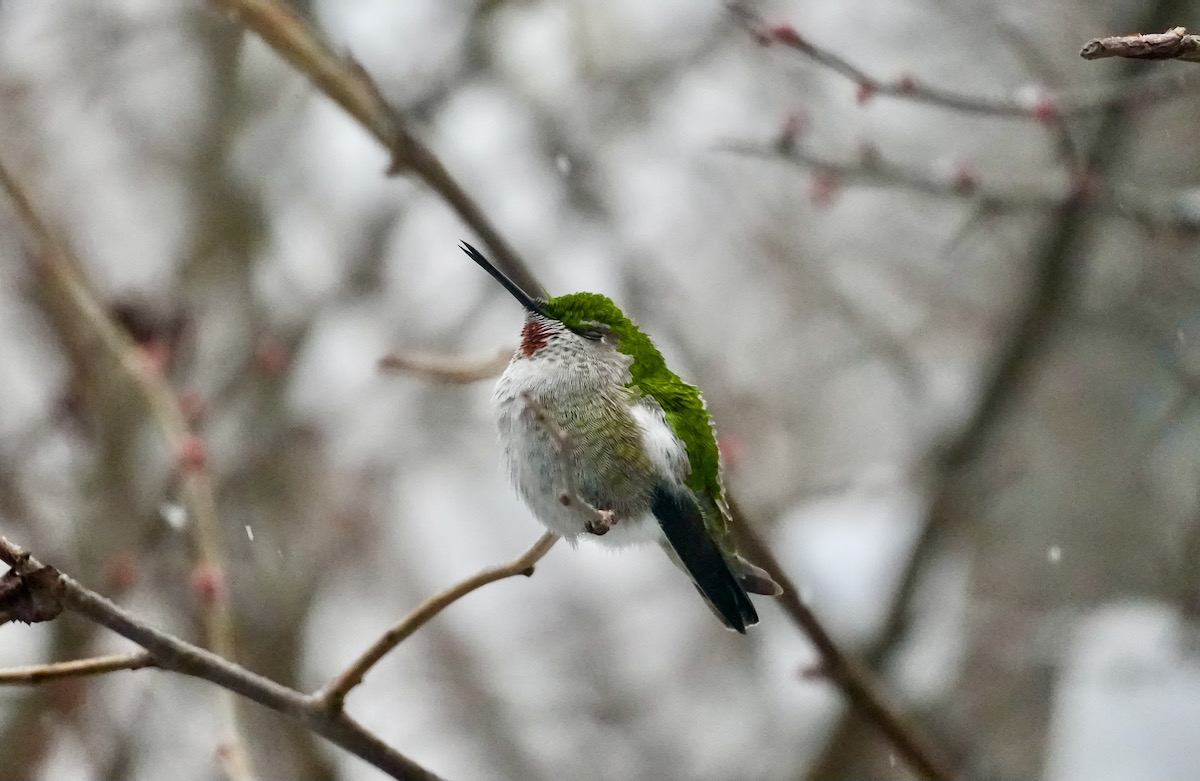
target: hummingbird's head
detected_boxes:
[460,241,667,373]
[460,241,620,354]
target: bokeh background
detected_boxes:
[3,0,1200,779]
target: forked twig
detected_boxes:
[0,534,448,781]
[316,532,557,711]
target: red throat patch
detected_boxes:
[520,320,549,357]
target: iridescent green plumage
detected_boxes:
[460,240,777,631]
[542,292,731,542]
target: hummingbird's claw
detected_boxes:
[585,509,617,536]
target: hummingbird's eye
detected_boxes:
[575,322,610,341]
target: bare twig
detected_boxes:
[953,0,1080,163]
[317,532,558,712]
[724,139,1190,230]
[208,0,546,301]
[730,4,1200,117]
[378,348,513,383]
[0,653,155,684]
[730,505,957,781]
[1082,27,1200,62]
[0,156,256,779]
[0,535,446,781]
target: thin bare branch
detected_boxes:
[724,140,1190,230]
[956,1,1080,162]
[317,532,558,712]
[730,505,957,781]
[0,653,155,685]
[0,535,448,781]
[804,1,1169,770]
[0,155,255,780]
[1082,27,1200,62]
[378,348,512,383]
[730,4,1200,117]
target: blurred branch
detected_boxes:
[757,235,925,399]
[806,0,1183,771]
[1081,27,1200,62]
[0,535,447,781]
[0,653,155,684]
[960,2,1079,163]
[731,506,957,781]
[730,3,1200,117]
[725,139,1194,230]
[0,155,257,780]
[317,532,558,712]
[803,489,956,780]
[378,348,513,383]
[209,0,547,299]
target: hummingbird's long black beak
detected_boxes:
[459,241,549,317]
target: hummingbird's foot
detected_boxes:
[555,488,618,535]
[585,509,617,536]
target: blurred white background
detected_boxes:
[3,0,1200,779]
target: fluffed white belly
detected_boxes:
[493,356,687,549]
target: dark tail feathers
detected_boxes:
[651,483,758,633]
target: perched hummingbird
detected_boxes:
[461,241,780,632]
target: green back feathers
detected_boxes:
[542,292,723,504]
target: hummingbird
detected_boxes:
[461,241,781,632]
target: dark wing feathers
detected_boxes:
[651,482,758,633]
